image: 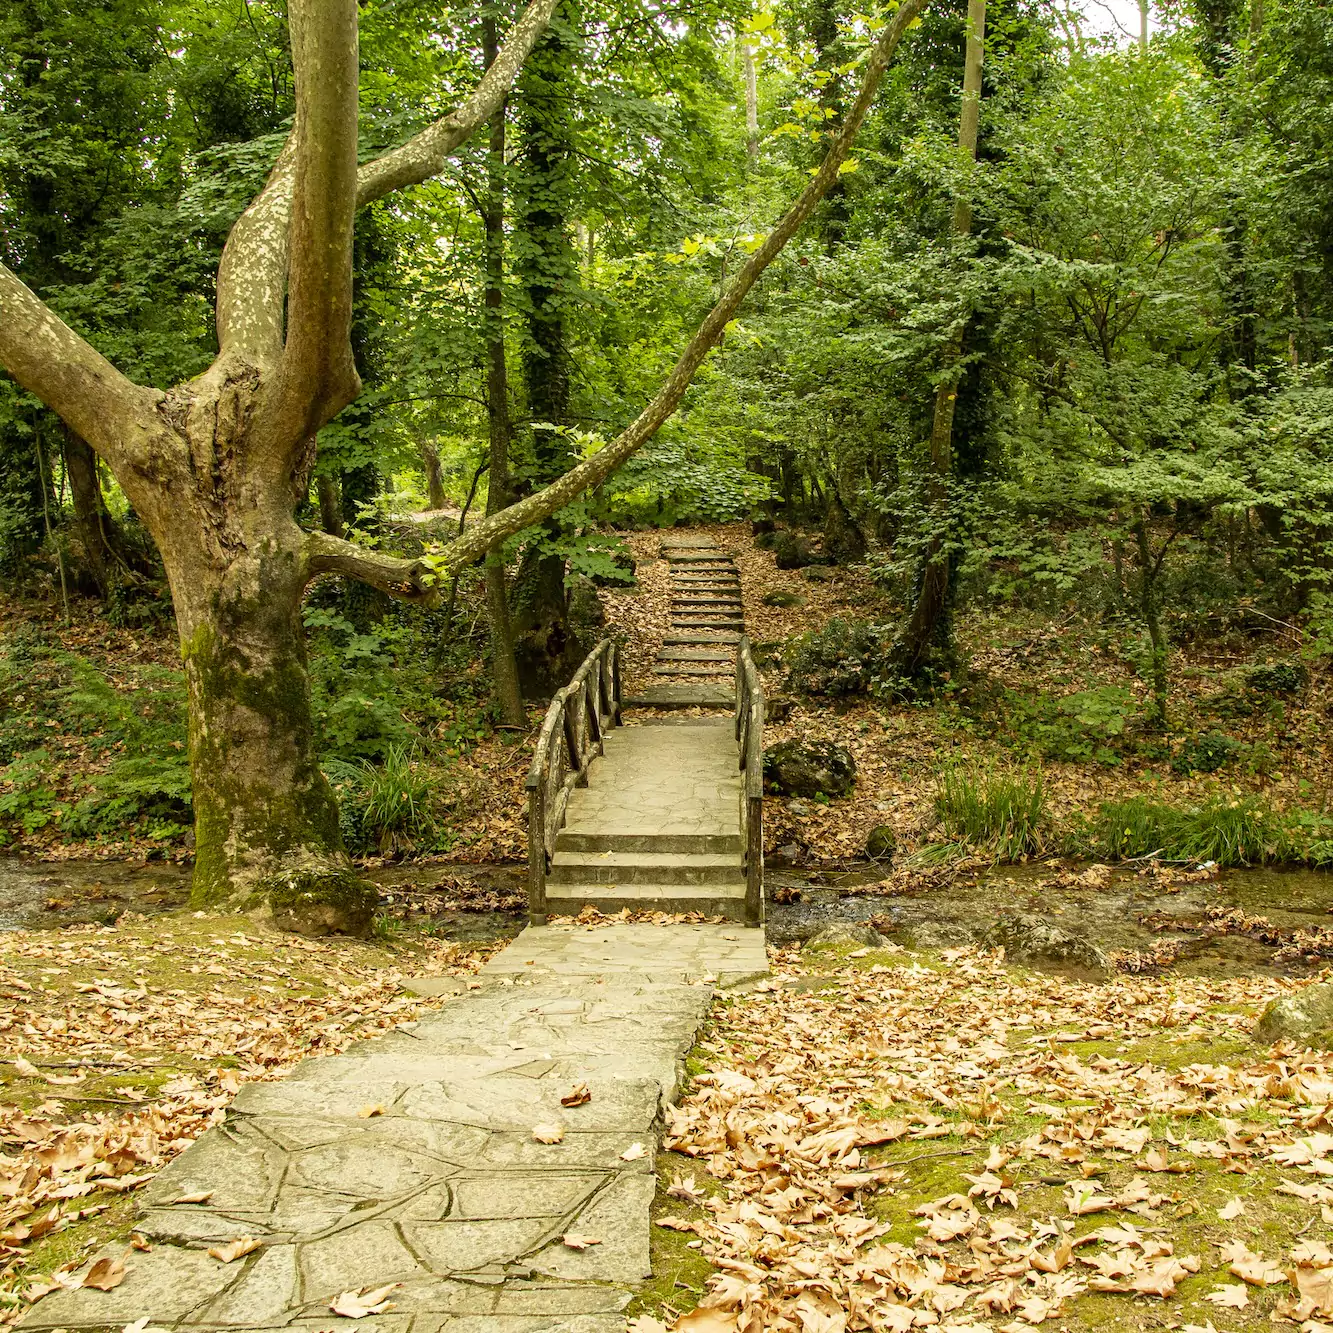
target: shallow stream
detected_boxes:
[3,854,1331,979]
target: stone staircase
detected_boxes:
[625,534,743,710]
[530,535,760,924]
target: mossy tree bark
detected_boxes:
[511,0,584,699]
[481,12,527,728]
[0,0,930,929]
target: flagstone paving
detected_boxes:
[22,925,766,1333]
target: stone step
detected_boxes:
[674,620,745,630]
[672,600,743,609]
[654,666,733,678]
[657,649,736,661]
[556,829,742,854]
[549,851,744,886]
[623,684,734,709]
[663,634,742,645]
[544,883,749,920]
[667,559,736,568]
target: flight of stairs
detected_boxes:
[542,718,749,920]
[624,535,744,710]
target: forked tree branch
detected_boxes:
[429,0,930,571]
[215,136,297,364]
[304,530,441,601]
[355,0,562,207]
[0,265,163,474]
[267,0,363,452]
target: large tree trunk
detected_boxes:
[482,14,527,728]
[174,523,373,932]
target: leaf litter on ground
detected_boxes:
[649,942,1333,1332]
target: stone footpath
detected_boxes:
[24,924,766,1333]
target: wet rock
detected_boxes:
[865,825,897,862]
[806,923,889,951]
[762,589,805,607]
[979,913,1109,975]
[763,739,857,798]
[801,565,836,582]
[267,869,379,937]
[1255,982,1333,1048]
[766,697,794,724]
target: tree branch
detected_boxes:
[0,265,162,474]
[304,529,441,602]
[432,0,931,570]
[267,0,362,452]
[215,133,297,365]
[355,0,562,208]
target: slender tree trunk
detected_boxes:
[421,442,448,510]
[482,13,527,727]
[897,0,985,679]
[64,428,125,597]
[315,474,344,537]
[512,0,585,698]
[1138,0,1149,49]
[743,42,759,163]
[1133,516,1168,728]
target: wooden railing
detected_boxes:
[735,637,765,926]
[525,639,621,925]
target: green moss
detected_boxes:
[182,612,353,916]
[266,866,378,936]
[21,1194,138,1280]
[624,1152,720,1322]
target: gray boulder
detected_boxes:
[980,913,1109,975]
[773,531,822,570]
[1255,983,1333,1048]
[763,738,857,797]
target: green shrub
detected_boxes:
[1246,662,1307,695]
[0,749,60,842]
[934,764,1047,861]
[1002,684,1135,765]
[1172,731,1242,775]
[58,660,191,836]
[786,618,902,699]
[359,745,434,853]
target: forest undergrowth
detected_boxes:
[0,910,498,1321]
[4,523,1327,873]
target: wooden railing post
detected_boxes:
[735,637,765,928]
[526,771,547,926]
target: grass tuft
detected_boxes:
[933,763,1047,861]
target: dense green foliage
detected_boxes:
[3,0,1333,867]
